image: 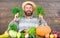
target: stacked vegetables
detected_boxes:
[8,6,47,38]
[8,24,41,38]
[7,6,59,38]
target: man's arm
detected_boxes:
[7,19,19,32]
[40,19,47,26]
[4,13,20,34]
[39,14,48,26]
[7,13,20,32]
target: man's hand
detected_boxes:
[39,14,44,20]
[13,13,20,21]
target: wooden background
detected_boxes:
[0,0,60,34]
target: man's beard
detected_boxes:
[24,10,33,16]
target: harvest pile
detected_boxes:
[8,24,59,38]
[0,6,60,38]
[0,25,60,38]
[8,24,51,38]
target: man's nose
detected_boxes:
[27,9,30,11]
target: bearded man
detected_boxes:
[8,1,47,32]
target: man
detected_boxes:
[8,1,47,32]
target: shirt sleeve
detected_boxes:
[40,19,48,26]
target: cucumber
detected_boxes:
[20,33,25,38]
[26,27,36,35]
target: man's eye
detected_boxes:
[30,7,32,9]
[26,7,28,9]
[30,7,31,8]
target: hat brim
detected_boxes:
[22,1,36,10]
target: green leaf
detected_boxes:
[9,24,17,31]
[35,6,45,17]
[19,8,23,18]
[36,35,41,38]
[12,7,20,15]
[29,34,36,38]
[12,7,23,18]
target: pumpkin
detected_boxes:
[36,25,51,36]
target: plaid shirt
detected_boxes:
[8,16,47,32]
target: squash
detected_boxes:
[36,25,51,36]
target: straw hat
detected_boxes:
[22,1,36,10]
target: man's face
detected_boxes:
[24,5,34,16]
